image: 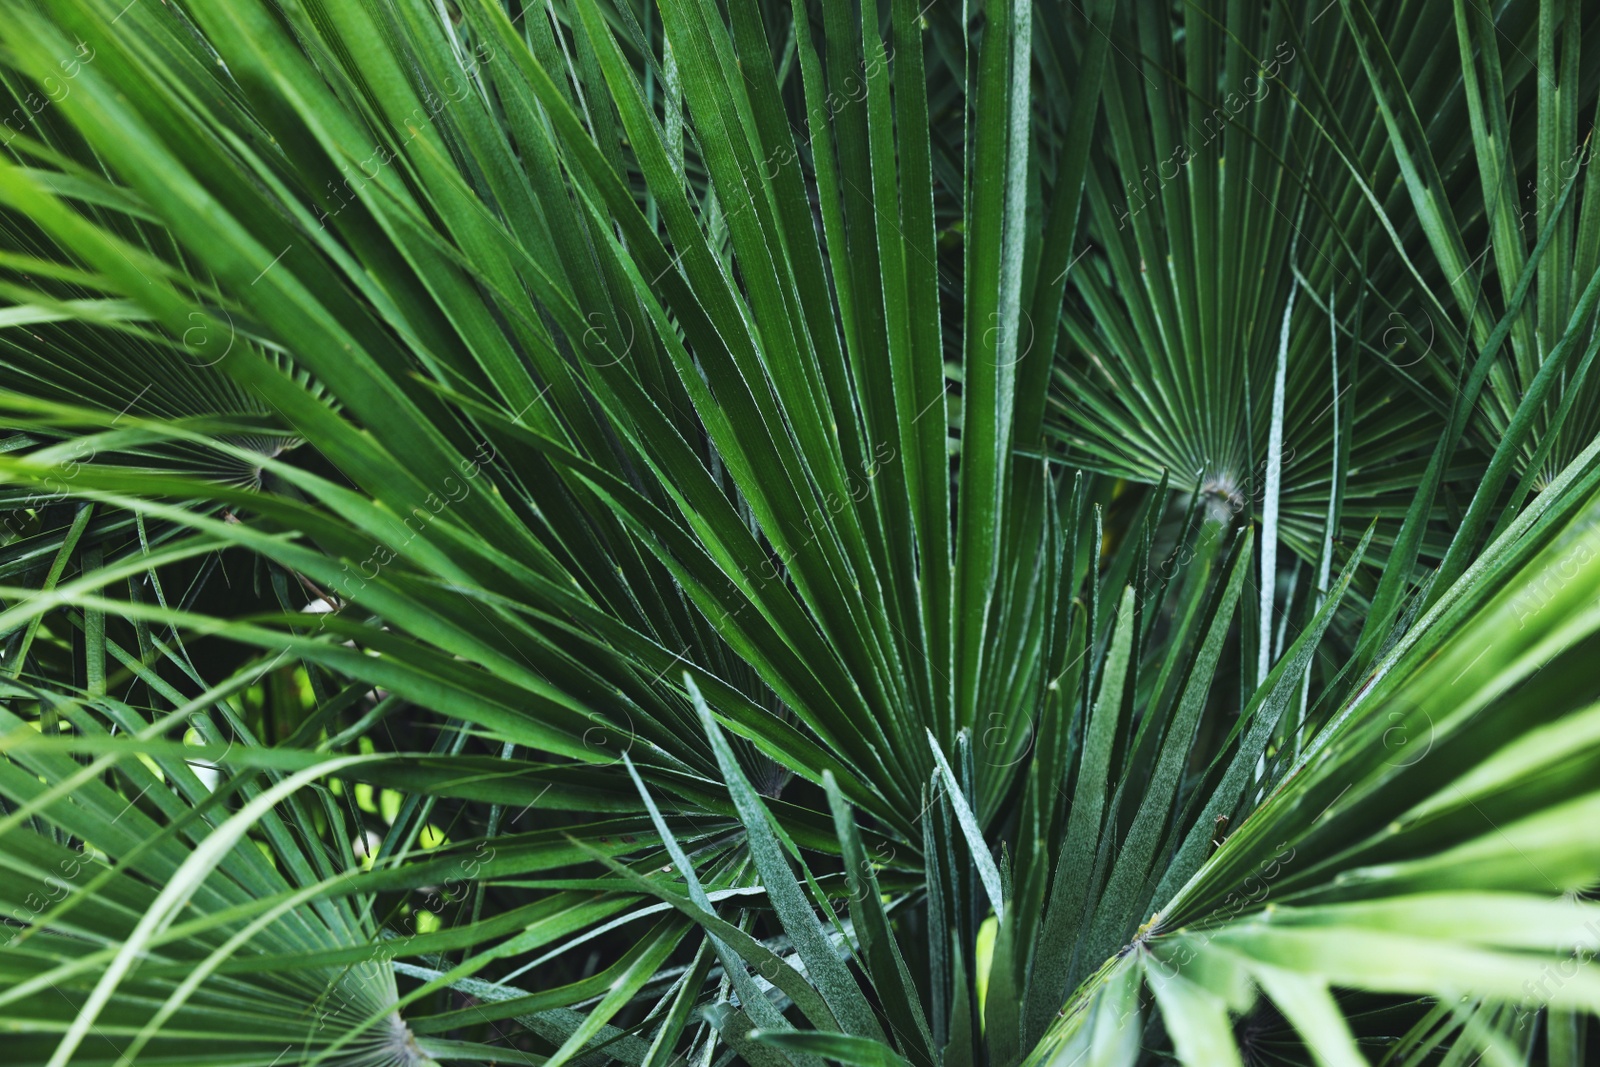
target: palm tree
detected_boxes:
[1,0,1599,1064]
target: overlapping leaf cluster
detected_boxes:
[0,0,1599,1065]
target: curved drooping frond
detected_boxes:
[0,0,1597,1065]
[0,669,422,1067]
[1031,440,1600,1066]
[0,54,309,487]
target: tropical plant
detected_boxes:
[1,0,1599,1065]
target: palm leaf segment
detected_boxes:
[0,0,1596,1064]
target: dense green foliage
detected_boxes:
[1,0,1600,1064]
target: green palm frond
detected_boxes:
[0,0,1598,1065]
